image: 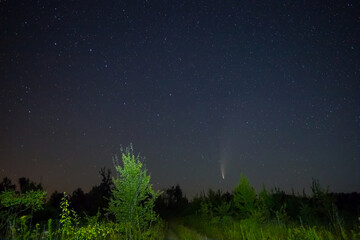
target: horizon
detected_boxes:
[1,165,358,200]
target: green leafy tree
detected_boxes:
[108,144,161,239]
[233,175,256,218]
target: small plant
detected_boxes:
[59,192,79,239]
[274,203,288,225]
[18,215,31,239]
[48,218,52,240]
[31,223,40,240]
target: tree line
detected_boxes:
[0,145,359,239]
[1,172,358,231]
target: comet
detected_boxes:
[220,162,226,180]
[221,167,225,179]
[220,123,236,181]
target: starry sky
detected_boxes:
[0,0,358,198]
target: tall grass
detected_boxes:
[181,215,360,240]
[170,223,205,240]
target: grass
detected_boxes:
[178,215,360,240]
[170,223,205,240]
[3,218,165,240]
[2,207,359,240]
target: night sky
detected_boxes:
[0,0,358,198]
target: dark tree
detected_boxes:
[70,188,87,215]
[0,177,16,192]
[87,167,113,216]
[156,185,189,218]
[18,177,43,193]
[48,191,64,212]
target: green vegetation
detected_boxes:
[233,175,257,218]
[0,145,164,240]
[108,144,162,239]
[170,223,205,240]
[0,189,46,239]
[181,214,357,240]
[0,146,358,239]
[175,176,359,240]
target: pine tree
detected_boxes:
[233,175,256,218]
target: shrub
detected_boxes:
[59,192,79,239]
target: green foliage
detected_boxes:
[233,175,256,218]
[139,219,166,240]
[84,210,101,226]
[354,217,360,239]
[274,203,288,225]
[171,223,205,240]
[59,192,72,238]
[108,144,162,239]
[0,164,357,240]
[0,189,45,211]
[199,202,212,220]
[287,226,334,240]
[49,220,164,240]
[256,186,278,222]
[180,176,357,240]
[215,201,231,218]
[0,189,46,238]
[183,214,348,240]
[51,220,165,240]
[299,201,317,225]
[309,178,346,236]
[59,192,80,239]
[32,223,40,240]
[18,215,31,239]
[71,221,117,240]
[48,218,53,240]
